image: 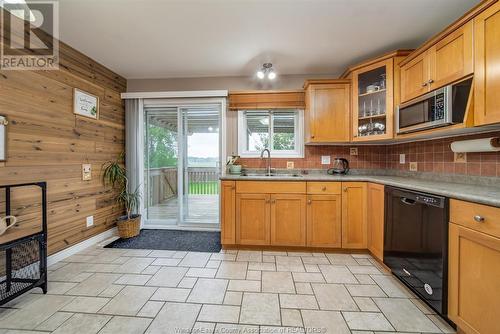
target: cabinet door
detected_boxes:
[306,83,350,143]
[367,183,384,260]
[428,21,473,91]
[400,52,430,103]
[270,194,306,246]
[341,182,367,249]
[474,1,500,126]
[448,223,500,334]
[352,59,394,141]
[220,181,236,245]
[236,193,270,245]
[306,195,342,248]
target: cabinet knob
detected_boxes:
[422,82,428,87]
[474,215,485,223]
[343,187,348,192]
[428,79,434,84]
[311,135,315,139]
[266,200,270,204]
[271,199,276,204]
[308,199,312,205]
[321,186,327,191]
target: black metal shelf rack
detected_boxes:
[0,182,47,305]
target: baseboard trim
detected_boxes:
[47,227,118,266]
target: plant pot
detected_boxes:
[116,214,141,239]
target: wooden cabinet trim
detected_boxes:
[450,198,500,238]
[367,183,385,261]
[306,182,342,195]
[236,181,306,194]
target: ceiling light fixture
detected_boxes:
[257,63,276,80]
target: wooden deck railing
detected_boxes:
[148,167,219,206]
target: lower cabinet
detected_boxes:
[341,182,368,249]
[367,183,384,260]
[236,193,271,245]
[226,181,378,251]
[220,181,236,245]
[306,195,342,248]
[270,194,307,246]
[448,199,500,334]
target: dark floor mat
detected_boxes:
[104,229,221,253]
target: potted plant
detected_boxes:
[102,154,141,238]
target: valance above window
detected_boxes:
[228,90,305,110]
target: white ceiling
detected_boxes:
[57,0,480,79]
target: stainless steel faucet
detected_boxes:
[260,149,272,176]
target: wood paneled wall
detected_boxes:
[0,10,126,254]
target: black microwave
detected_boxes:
[396,78,472,134]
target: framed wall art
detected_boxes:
[73,88,99,119]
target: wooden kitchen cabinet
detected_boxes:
[400,52,430,103]
[428,21,473,90]
[306,194,342,248]
[270,194,307,246]
[304,80,351,143]
[341,182,368,249]
[474,1,500,126]
[448,223,500,334]
[400,21,473,103]
[367,183,384,261]
[221,181,236,245]
[236,193,271,245]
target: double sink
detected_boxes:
[241,172,303,178]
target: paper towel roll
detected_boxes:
[451,137,500,153]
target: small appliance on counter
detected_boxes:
[327,158,349,175]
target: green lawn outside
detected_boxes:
[188,181,219,195]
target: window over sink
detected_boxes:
[237,109,304,158]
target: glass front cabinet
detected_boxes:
[352,59,394,141]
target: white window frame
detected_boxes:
[237,109,304,158]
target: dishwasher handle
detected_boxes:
[400,197,416,205]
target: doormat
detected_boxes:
[104,229,221,253]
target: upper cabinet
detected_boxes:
[304,80,351,143]
[400,21,473,103]
[474,1,500,126]
[347,51,411,141]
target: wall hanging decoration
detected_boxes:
[0,115,7,161]
[73,88,99,120]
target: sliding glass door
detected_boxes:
[144,102,222,229]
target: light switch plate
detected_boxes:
[321,156,331,165]
[82,164,92,181]
[350,148,358,156]
[454,152,467,163]
[399,154,406,164]
[409,162,418,172]
[286,161,294,169]
[86,216,94,228]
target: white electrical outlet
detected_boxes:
[321,156,331,165]
[409,162,418,172]
[399,154,406,164]
[86,216,94,228]
[286,161,294,169]
[350,148,358,156]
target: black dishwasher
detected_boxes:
[384,186,449,319]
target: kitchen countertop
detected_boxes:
[220,172,500,208]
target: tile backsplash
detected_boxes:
[238,131,500,177]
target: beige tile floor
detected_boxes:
[0,242,456,334]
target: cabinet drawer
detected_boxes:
[236,181,306,194]
[450,199,500,238]
[306,182,341,194]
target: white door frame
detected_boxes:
[143,97,227,231]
